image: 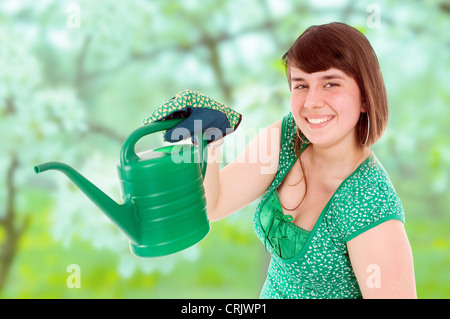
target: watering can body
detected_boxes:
[34,119,210,257]
[120,143,209,257]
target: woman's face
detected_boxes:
[289,67,365,149]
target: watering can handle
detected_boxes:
[120,118,208,177]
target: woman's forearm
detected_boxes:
[203,145,222,221]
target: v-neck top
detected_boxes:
[253,112,405,299]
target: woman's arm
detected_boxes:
[347,219,417,298]
[204,119,282,221]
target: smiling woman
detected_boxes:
[202,22,416,299]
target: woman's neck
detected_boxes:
[306,138,371,179]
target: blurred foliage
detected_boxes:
[0,0,449,298]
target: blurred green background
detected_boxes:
[1,0,449,299]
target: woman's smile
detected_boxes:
[305,115,335,128]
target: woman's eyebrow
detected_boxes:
[291,74,345,82]
[321,74,345,80]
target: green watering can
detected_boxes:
[34,118,210,257]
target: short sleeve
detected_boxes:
[337,182,405,243]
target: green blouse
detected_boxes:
[253,112,405,299]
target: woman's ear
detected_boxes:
[361,99,367,113]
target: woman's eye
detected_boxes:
[295,84,308,89]
[325,82,339,88]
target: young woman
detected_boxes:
[203,22,416,299]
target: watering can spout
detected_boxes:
[34,162,140,244]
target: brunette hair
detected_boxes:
[282,22,388,149]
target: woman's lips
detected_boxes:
[304,115,335,128]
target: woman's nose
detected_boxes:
[304,88,325,109]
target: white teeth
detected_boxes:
[307,117,331,124]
